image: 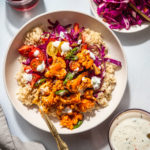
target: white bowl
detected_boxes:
[89,0,150,33]
[4,11,127,134]
[108,109,150,149]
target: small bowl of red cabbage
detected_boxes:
[90,0,150,33]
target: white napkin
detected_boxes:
[0,106,46,150]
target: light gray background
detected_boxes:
[0,0,150,149]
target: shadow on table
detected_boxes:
[13,108,57,150]
[5,0,46,36]
[115,27,150,46]
[13,82,130,150]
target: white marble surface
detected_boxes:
[0,0,150,150]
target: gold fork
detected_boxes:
[39,107,69,150]
[129,2,150,22]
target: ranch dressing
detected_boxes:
[61,42,71,56]
[91,76,101,90]
[52,41,60,48]
[37,61,45,73]
[23,73,32,82]
[111,117,150,150]
[33,50,39,57]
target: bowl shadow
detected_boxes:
[5,0,46,36]
[115,27,150,46]
[13,82,130,150]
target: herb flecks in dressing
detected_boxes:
[111,117,150,150]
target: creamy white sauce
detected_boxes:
[61,42,71,56]
[40,87,49,95]
[62,107,72,114]
[77,39,82,45]
[91,76,101,90]
[52,41,60,48]
[82,77,86,82]
[23,73,32,82]
[74,67,79,72]
[37,61,45,73]
[111,117,150,150]
[33,50,40,57]
[59,31,65,39]
[86,50,96,60]
[25,69,31,73]
[89,51,96,60]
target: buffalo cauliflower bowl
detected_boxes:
[4,11,127,134]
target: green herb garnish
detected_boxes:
[63,72,75,85]
[55,90,69,96]
[65,47,78,60]
[74,120,83,129]
[34,78,46,87]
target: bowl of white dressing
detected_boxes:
[109,109,150,150]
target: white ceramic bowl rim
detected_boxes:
[3,10,128,134]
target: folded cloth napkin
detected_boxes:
[0,106,46,150]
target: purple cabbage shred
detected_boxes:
[94,0,150,30]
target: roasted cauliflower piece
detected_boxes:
[66,72,88,93]
[77,49,94,69]
[79,99,95,112]
[45,56,67,79]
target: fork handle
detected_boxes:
[42,112,69,150]
[129,2,150,22]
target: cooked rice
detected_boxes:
[16,64,38,106]
[24,27,43,46]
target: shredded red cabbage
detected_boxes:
[94,56,102,67]
[22,58,31,65]
[104,58,122,67]
[94,0,150,30]
[64,33,74,44]
[88,44,121,98]
[88,45,106,87]
[48,19,71,33]
[70,28,79,41]
[47,19,83,45]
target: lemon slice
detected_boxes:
[46,42,59,57]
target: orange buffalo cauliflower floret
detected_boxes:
[78,77,92,93]
[66,72,88,93]
[93,63,101,75]
[52,80,64,92]
[45,56,67,79]
[32,80,53,104]
[41,92,56,106]
[83,89,96,101]
[60,93,81,104]
[69,61,84,72]
[79,99,95,112]
[39,80,53,96]
[41,93,61,114]
[60,112,83,129]
[39,80,65,113]
[77,49,94,69]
